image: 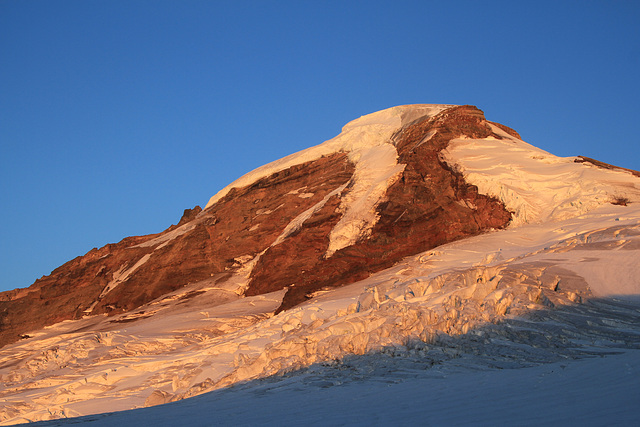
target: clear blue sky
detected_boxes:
[1,0,639,293]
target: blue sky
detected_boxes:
[1,0,639,293]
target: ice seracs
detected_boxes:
[3,202,639,424]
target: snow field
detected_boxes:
[3,203,640,424]
[444,124,640,226]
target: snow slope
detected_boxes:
[443,124,640,225]
[205,104,452,209]
[1,105,640,425]
[29,348,640,426]
[2,202,639,425]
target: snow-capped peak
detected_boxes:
[205,104,454,256]
[204,104,453,210]
[340,103,455,133]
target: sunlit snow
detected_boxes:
[443,124,640,225]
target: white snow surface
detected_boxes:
[2,105,640,425]
[443,124,640,226]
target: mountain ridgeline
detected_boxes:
[0,105,518,348]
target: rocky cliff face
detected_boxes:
[0,105,514,348]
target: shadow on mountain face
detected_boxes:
[28,296,640,427]
[253,296,640,383]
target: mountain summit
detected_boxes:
[0,104,515,346]
[2,105,640,424]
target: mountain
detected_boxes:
[1,104,640,425]
[0,104,512,347]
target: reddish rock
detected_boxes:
[574,156,640,178]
